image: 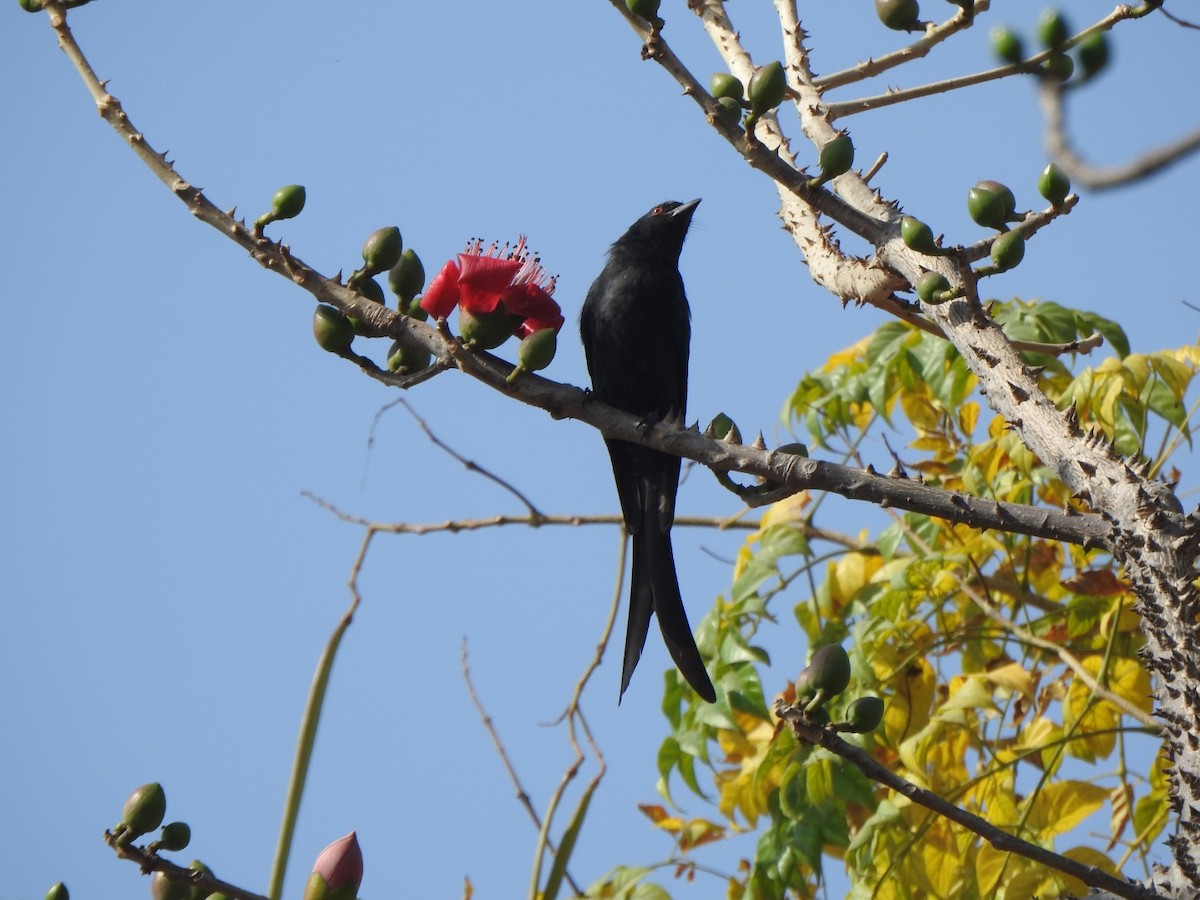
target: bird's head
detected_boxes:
[614,198,700,261]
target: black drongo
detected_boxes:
[579,199,716,703]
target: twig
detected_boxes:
[103,835,269,900]
[1039,79,1200,190]
[773,700,1161,900]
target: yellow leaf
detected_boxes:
[885,656,936,745]
[974,841,1007,896]
[985,661,1035,699]
[937,675,999,715]
[1024,780,1109,840]
[1065,656,1150,761]
[958,399,980,437]
[1056,845,1120,898]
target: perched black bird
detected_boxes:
[579,199,716,703]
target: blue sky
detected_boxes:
[3,2,1198,897]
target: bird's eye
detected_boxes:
[651,205,666,216]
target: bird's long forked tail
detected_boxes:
[620,524,717,703]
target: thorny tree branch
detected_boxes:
[38,0,1115,555]
[773,699,1161,900]
[103,834,269,900]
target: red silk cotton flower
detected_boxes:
[420,237,563,341]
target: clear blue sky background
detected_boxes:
[3,2,1198,897]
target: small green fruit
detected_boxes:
[843,696,885,733]
[19,0,45,11]
[1038,162,1070,207]
[967,180,1015,230]
[45,883,69,900]
[916,271,953,304]
[990,25,1024,64]
[1041,52,1074,82]
[361,226,402,274]
[900,215,940,255]
[155,821,192,853]
[747,61,786,116]
[386,339,431,374]
[709,72,743,100]
[1037,9,1069,50]
[388,248,425,305]
[150,871,190,900]
[875,0,920,31]
[989,230,1025,272]
[122,783,167,839]
[1078,31,1110,79]
[312,305,354,353]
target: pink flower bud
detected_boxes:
[308,832,363,898]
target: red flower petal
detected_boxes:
[500,282,551,317]
[457,254,522,314]
[419,260,461,318]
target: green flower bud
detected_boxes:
[405,296,429,321]
[775,442,808,457]
[709,72,743,100]
[1037,162,1070,207]
[361,226,402,274]
[1036,9,1069,50]
[347,277,385,335]
[506,327,558,383]
[186,860,214,900]
[875,0,921,31]
[990,25,1024,64]
[806,706,832,725]
[312,305,354,354]
[747,61,786,118]
[388,248,425,305]
[1040,52,1074,82]
[802,645,852,698]
[842,696,885,733]
[386,339,431,375]
[1078,31,1110,80]
[989,230,1025,272]
[967,180,1015,230]
[706,412,740,443]
[254,185,306,229]
[900,215,940,255]
[45,883,69,900]
[458,307,521,350]
[625,0,661,25]
[716,96,742,121]
[19,0,45,11]
[819,134,854,178]
[152,821,192,853]
[122,783,166,839]
[150,871,190,900]
[916,271,953,304]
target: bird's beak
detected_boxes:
[672,198,701,218]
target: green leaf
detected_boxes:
[541,781,595,900]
